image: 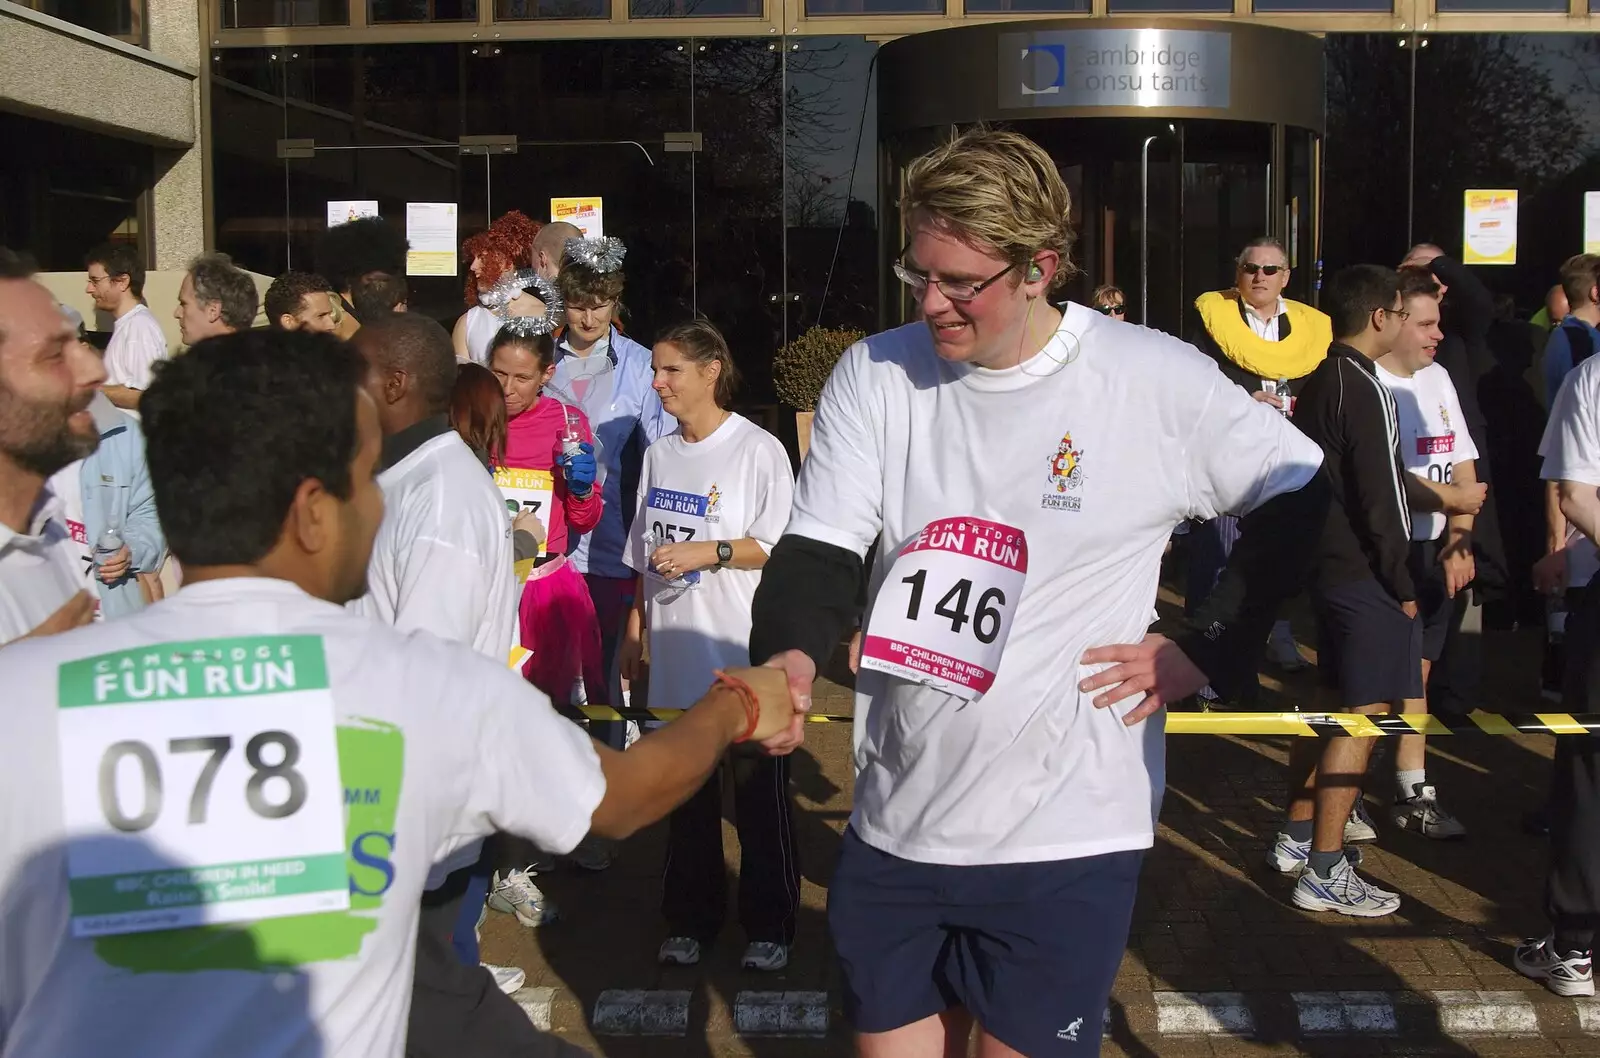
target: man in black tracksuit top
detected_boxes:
[1274,265,1419,918]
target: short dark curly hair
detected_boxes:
[557,259,625,307]
[141,329,367,566]
[315,216,408,294]
[265,270,332,327]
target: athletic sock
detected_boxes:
[1396,769,1426,802]
[1286,819,1314,842]
[1308,850,1344,877]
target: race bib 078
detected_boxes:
[55,636,349,938]
[860,517,1029,701]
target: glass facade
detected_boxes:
[221,0,347,27]
[210,37,882,404]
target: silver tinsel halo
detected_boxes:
[564,236,626,274]
[481,269,564,337]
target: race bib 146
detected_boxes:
[860,517,1028,701]
[55,636,349,938]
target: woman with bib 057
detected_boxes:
[489,324,607,709]
[618,319,799,973]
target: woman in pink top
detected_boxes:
[490,326,606,706]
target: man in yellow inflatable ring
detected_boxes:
[1187,236,1332,682]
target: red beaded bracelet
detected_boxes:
[713,669,761,743]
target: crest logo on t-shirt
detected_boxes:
[1439,403,1452,432]
[705,483,723,523]
[1043,431,1085,511]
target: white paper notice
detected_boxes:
[406,202,459,277]
[1585,192,1600,256]
[327,201,379,229]
[551,197,604,239]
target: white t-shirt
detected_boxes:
[625,414,794,710]
[1375,361,1480,541]
[0,578,603,1058]
[1541,355,1600,588]
[349,430,519,887]
[0,489,88,646]
[104,304,170,392]
[791,304,1323,866]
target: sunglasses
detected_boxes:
[1241,263,1286,277]
[1096,304,1126,316]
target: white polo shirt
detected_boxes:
[0,578,603,1058]
[1375,361,1479,542]
[0,488,88,646]
[104,304,170,393]
[792,303,1324,865]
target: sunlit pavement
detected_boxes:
[483,617,1600,1056]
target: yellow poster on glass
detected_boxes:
[550,197,604,239]
[1462,190,1518,266]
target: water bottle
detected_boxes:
[93,527,124,569]
[1276,377,1293,418]
[560,406,582,461]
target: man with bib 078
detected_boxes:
[750,127,1330,1058]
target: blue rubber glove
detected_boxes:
[560,441,597,498]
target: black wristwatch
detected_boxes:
[716,540,734,567]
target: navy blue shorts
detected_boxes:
[828,828,1143,1056]
[1314,577,1424,707]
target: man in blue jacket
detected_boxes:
[49,392,166,620]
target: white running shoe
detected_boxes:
[485,963,526,994]
[487,867,559,928]
[1267,833,1363,874]
[1392,784,1467,839]
[742,941,790,972]
[1267,832,1312,874]
[1514,935,1595,997]
[1291,857,1400,917]
[1267,622,1308,671]
[1344,800,1379,844]
[658,936,702,966]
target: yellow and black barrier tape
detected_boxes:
[572,705,1600,737]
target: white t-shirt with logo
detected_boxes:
[104,304,170,392]
[1375,361,1480,542]
[0,489,89,646]
[791,304,1324,866]
[625,414,794,710]
[1541,354,1600,587]
[0,578,603,1058]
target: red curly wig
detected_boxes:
[462,210,542,307]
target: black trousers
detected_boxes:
[662,752,800,946]
[1549,579,1600,954]
[406,865,573,1058]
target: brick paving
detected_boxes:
[482,614,1581,1055]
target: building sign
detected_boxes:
[998,30,1231,110]
[326,201,379,229]
[1462,190,1518,266]
[1585,191,1600,256]
[551,197,604,239]
[405,202,458,277]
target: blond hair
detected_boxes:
[901,125,1077,292]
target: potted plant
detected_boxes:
[773,325,864,460]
